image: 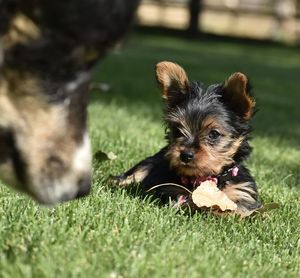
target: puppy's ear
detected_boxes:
[223,72,255,120]
[156,61,189,100]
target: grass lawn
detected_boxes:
[1,32,300,277]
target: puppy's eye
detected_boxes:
[172,128,183,138]
[208,130,221,140]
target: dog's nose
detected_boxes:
[180,150,194,163]
[76,175,91,198]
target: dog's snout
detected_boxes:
[180,150,194,163]
[47,155,64,170]
[76,175,91,198]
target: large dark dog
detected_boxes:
[0,0,140,204]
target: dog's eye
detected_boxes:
[172,128,183,138]
[208,130,221,140]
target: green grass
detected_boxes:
[1,33,300,277]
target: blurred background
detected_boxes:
[136,0,300,44]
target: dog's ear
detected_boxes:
[223,72,255,120]
[156,61,189,100]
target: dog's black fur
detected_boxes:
[1,0,140,83]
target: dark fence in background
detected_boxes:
[204,0,300,16]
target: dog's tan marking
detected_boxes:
[1,13,41,49]
[118,166,150,186]
[222,182,257,204]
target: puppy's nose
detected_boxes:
[180,150,194,163]
[76,175,91,198]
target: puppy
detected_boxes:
[114,61,261,214]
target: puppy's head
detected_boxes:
[0,69,91,204]
[156,61,255,177]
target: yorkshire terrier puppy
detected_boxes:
[114,61,261,213]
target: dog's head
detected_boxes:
[0,11,92,205]
[0,68,92,204]
[156,61,255,178]
[0,0,140,204]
